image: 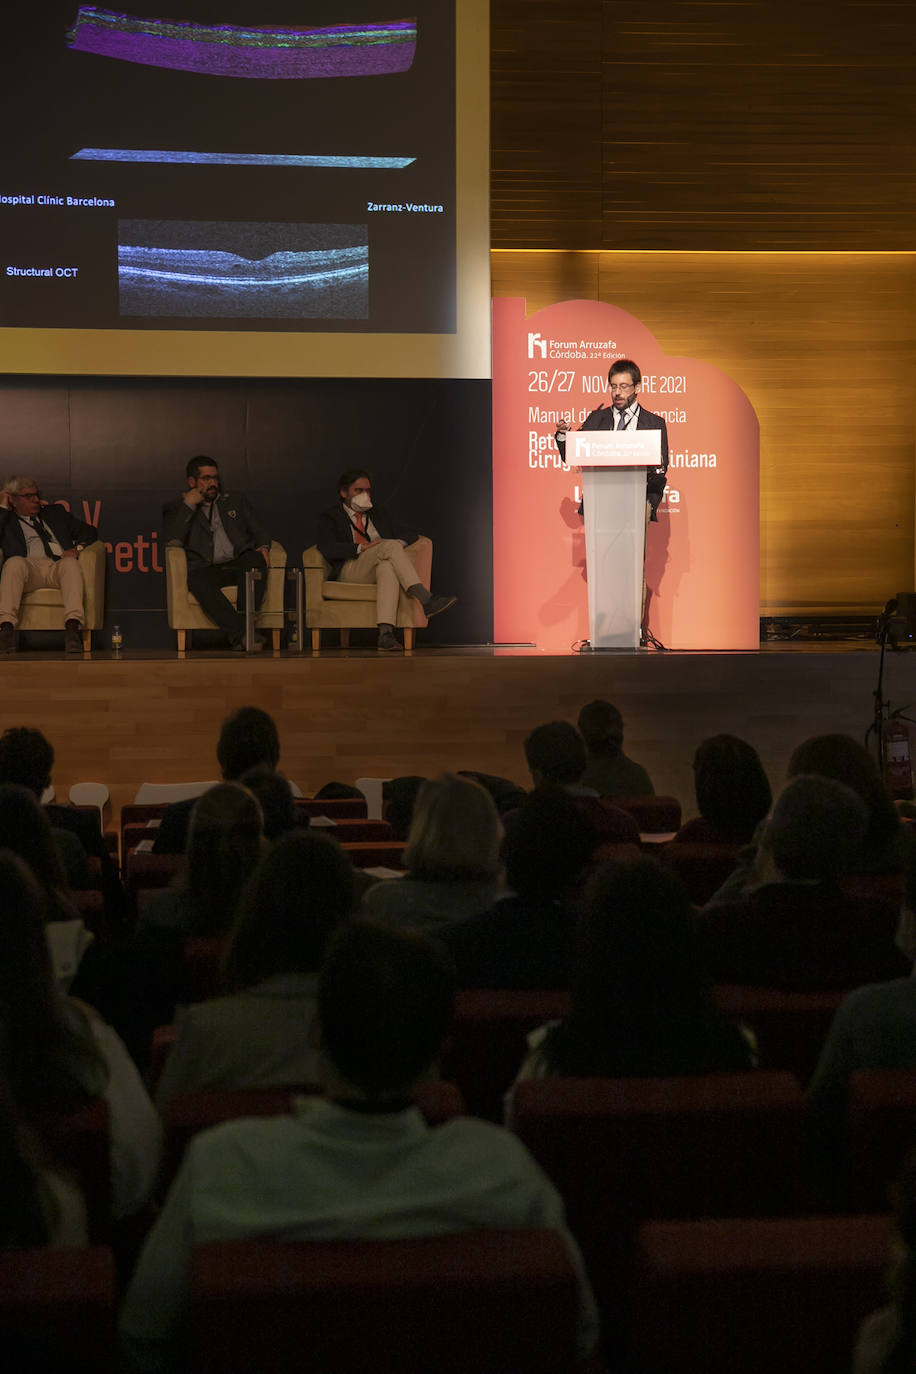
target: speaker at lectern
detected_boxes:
[565,429,662,649]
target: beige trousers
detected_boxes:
[0,556,85,627]
[337,539,422,625]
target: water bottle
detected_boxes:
[111,625,123,655]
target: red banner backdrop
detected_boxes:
[492,298,760,651]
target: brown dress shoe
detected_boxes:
[64,619,84,654]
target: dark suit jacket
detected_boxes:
[0,504,97,559]
[557,404,670,519]
[317,501,418,580]
[162,493,270,569]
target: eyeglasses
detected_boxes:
[608,383,636,394]
[16,490,40,499]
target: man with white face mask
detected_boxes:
[317,468,456,651]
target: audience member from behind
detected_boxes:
[807,860,916,1180]
[514,859,753,1084]
[0,783,89,989]
[789,733,913,875]
[701,775,910,991]
[852,1148,916,1374]
[709,732,912,906]
[0,851,161,1221]
[675,734,772,846]
[156,831,354,1106]
[577,699,654,800]
[0,1049,88,1250]
[383,774,427,841]
[238,765,300,841]
[523,721,640,845]
[361,773,502,930]
[116,782,265,1067]
[153,705,280,854]
[121,920,598,1370]
[439,786,598,988]
[0,725,121,907]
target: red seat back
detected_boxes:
[615,795,682,833]
[713,983,845,1084]
[441,988,572,1122]
[0,1244,117,1374]
[513,1073,808,1253]
[628,1214,892,1374]
[659,841,742,904]
[190,1229,581,1374]
[843,1068,916,1210]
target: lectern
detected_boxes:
[565,429,661,649]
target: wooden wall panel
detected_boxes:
[491,250,916,613]
[492,1,916,251]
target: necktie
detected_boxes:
[31,517,59,561]
[353,512,369,547]
[616,410,630,432]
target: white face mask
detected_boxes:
[350,491,373,511]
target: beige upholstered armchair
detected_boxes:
[302,536,432,651]
[0,540,106,652]
[165,541,287,652]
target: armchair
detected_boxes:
[0,540,106,652]
[166,542,287,653]
[302,536,432,651]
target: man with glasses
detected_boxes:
[555,358,669,521]
[556,359,669,642]
[0,475,98,654]
[163,455,271,653]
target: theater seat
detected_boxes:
[302,536,432,650]
[166,541,286,652]
[659,841,743,905]
[842,1069,916,1211]
[512,1070,808,1332]
[0,539,106,653]
[627,1214,892,1374]
[190,1229,584,1374]
[713,984,844,1085]
[441,988,572,1122]
[615,795,682,833]
[0,1244,117,1374]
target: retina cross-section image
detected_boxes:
[66,8,418,79]
[118,219,369,320]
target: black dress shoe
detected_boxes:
[377,629,403,652]
[425,594,457,618]
[64,620,83,654]
[0,623,15,654]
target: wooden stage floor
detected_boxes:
[3,642,914,822]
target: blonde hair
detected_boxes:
[403,773,501,881]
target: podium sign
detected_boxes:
[565,429,661,468]
[569,428,662,649]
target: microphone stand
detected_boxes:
[865,599,916,778]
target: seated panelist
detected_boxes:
[162,455,270,653]
[0,475,98,655]
[316,467,456,652]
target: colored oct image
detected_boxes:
[66,8,417,79]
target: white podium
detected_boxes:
[565,429,661,649]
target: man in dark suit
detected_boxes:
[162,455,271,652]
[0,475,98,654]
[555,358,669,519]
[316,467,456,651]
[556,359,669,644]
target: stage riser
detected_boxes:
[0,651,911,823]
